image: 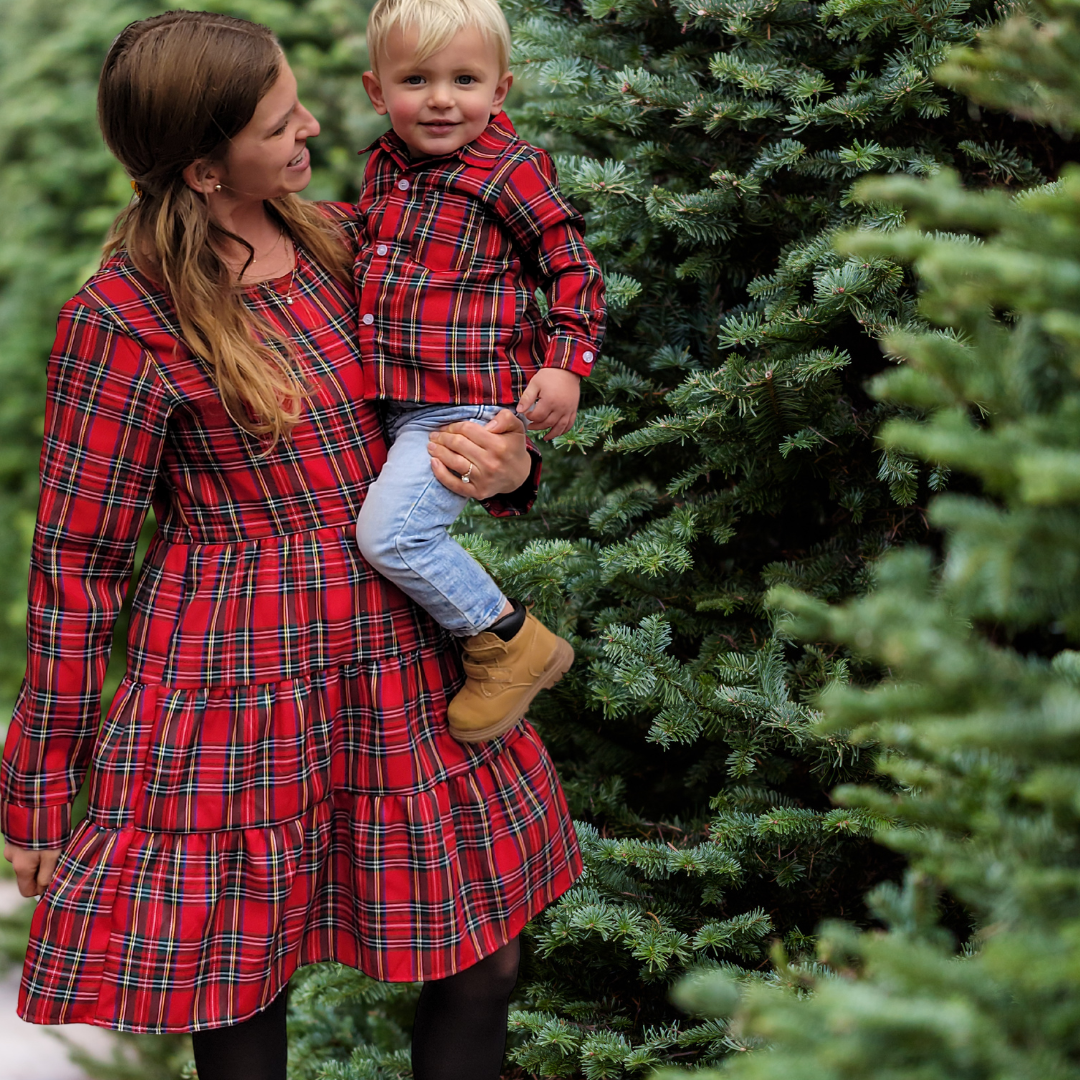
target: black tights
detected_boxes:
[411,937,520,1080]
[191,987,289,1080]
[190,938,520,1080]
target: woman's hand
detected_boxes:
[427,408,531,500]
[3,843,61,898]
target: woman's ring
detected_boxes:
[461,462,475,484]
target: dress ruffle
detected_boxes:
[20,719,580,1033]
[15,587,583,1033]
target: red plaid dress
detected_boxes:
[0,204,582,1033]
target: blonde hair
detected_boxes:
[367,0,511,75]
[98,11,352,446]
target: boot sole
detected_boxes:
[448,637,575,744]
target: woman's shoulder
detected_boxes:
[68,253,170,319]
[314,200,359,225]
[63,253,182,356]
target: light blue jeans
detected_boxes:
[356,402,515,636]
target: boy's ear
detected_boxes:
[491,71,513,115]
[363,70,389,115]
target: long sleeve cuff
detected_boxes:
[481,441,542,518]
[1,801,72,850]
[545,336,598,379]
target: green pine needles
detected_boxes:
[440,0,1077,1075]
[660,1,1080,1077]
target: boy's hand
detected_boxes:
[517,368,581,440]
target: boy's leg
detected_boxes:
[356,404,508,636]
[357,403,575,742]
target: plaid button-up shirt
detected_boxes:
[355,112,606,405]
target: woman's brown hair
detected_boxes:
[98,10,352,444]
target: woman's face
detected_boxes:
[213,59,320,201]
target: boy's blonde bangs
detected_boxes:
[367,0,511,74]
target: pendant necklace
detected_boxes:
[259,233,298,306]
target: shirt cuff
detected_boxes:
[545,337,598,379]
[481,441,542,518]
[1,802,72,850]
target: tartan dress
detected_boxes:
[0,204,582,1033]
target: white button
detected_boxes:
[362,313,374,325]
[583,350,594,363]
[397,179,410,191]
[376,244,388,256]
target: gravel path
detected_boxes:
[0,880,117,1079]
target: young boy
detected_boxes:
[354,0,606,743]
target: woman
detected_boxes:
[0,11,581,1080]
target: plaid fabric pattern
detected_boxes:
[2,203,581,1031]
[356,111,606,404]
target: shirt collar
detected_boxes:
[359,111,519,172]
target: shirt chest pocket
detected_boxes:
[405,189,512,276]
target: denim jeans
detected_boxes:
[355,402,515,636]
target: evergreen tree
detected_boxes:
[659,1,1080,1077]
[417,0,1071,1074]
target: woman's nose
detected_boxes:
[297,102,320,138]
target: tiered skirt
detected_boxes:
[17,648,581,1032]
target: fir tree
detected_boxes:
[416,0,1075,1074]
[660,1,1080,1077]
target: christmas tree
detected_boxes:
[660,1,1080,1077]
[431,0,1070,1074]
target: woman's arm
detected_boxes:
[0,300,172,857]
[427,408,537,504]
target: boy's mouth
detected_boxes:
[421,121,459,132]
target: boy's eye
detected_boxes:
[456,75,477,85]
[405,75,425,85]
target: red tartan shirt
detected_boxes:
[355,111,606,405]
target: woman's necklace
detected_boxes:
[260,234,298,306]
[231,228,298,304]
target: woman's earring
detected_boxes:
[214,184,222,191]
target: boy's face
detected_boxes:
[362,24,512,159]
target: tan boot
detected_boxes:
[447,613,575,742]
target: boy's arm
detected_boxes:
[496,152,607,379]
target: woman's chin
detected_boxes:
[273,169,312,198]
